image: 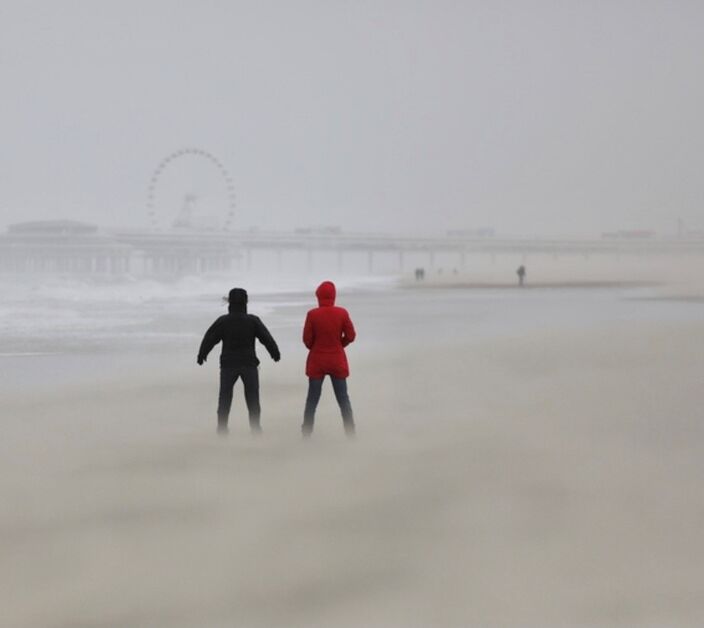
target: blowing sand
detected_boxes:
[1,294,703,627]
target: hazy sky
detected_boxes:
[1,0,702,236]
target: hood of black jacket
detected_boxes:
[227,287,248,314]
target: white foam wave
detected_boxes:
[0,272,397,341]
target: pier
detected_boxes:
[1,220,703,276]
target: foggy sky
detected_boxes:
[1,0,702,237]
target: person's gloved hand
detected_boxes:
[197,355,206,365]
[272,353,281,363]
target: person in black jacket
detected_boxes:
[197,288,280,434]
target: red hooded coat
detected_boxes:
[303,281,356,379]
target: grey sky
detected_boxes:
[1,0,702,236]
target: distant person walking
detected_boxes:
[197,288,280,434]
[517,265,526,286]
[302,281,356,436]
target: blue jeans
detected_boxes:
[303,376,354,434]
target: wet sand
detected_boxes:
[1,297,703,627]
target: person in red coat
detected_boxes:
[302,281,356,436]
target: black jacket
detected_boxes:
[198,302,280,368]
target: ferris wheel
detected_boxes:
[146,148,236,231]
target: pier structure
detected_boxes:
[0,221,132,274]
[1,220,703,276]
[113,229,239,275]
[226,230,704,274]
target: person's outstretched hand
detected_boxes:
[273,353,281,363]
[197,355,206,365]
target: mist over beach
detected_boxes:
[2,1,704,627]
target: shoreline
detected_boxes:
[401,279,660,290]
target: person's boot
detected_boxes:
[301,422,313,438]
[250,421,262,435]
[344,421,356,438]
[217,418,229,436]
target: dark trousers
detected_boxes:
[218,366,260,427]
[303,376,354,434]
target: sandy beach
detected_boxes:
[0,270,704,628]
[1,276,703,628]
[401,253,704,299]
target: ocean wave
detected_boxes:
[0,272,396,341]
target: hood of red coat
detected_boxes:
[315,281,336,307]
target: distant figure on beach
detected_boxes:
[517,265,526,286]
[197,288,280,435]
[415,267,425,281]
[302,281,356,436]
